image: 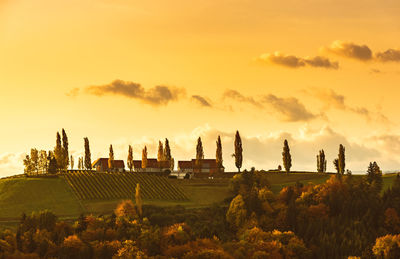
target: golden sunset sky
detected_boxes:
[1,0,400,176]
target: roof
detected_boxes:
[92,158,125,169]
[132,159,171,169]
[178,159,224,169]
[178,160,193,169]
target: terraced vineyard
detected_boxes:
[62,171,189,201]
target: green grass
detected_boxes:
[0,177,84,220]
[382,173,398,191]
[0,172,397,224]
[262,172,331,193]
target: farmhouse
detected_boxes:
[178,159,224,175]
[132,159,172,172]
[92,158,125,172]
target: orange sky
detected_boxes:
[1,0,400,176]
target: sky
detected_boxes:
[1,0,400,176]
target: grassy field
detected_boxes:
[0,172,397,224]
[0,177,84,220]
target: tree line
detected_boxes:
[23,129,348,175]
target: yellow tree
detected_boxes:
[135,183,142,218]
[216,135,223,172]
[108,144,114,172]
[142,146,148,169]
[157,141,164,162]
[127,145,133,172]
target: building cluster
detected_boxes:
[92,157,224,175]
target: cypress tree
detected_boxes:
[317,149,326,173]
[157,141,164,161]
[216,135,223,171]
[338,144,345,175]
[108,144,114,171]
[127,145,133,172]
[62,128,69,170]
[282,139,292,173]
[233,130,243,172]
[54,132,63,170]
[164,138,173,170]
[142,146,148,169]
[196,137,204,167]
[84,137,91,170]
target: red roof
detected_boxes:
[132,159,171,169]
[178,159,223,169]
[178,160,193,169]
[92,158,125,169]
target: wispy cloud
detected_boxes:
[84,80,185,106]
[223,90,317,122]
[67,80,186,106]
[65,88,80,98]
[324,40,400,63]
[324,40,373,61]
[257,52,339,69]
[375,49,400,62]
[191,95,212,107]
[262,94,318,122]
[223,90,262,108]
[306,88,391,124]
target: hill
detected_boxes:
[62,171,189,201]
[0,172,397,223]
[0,177,84,221]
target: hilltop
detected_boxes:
[0,172,398,224]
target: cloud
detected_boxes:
[375,49,400,62]
[65,88,80,97]
[307,88,391,124]
[223,90,262,108]
[191,95,212,107]
[110,124,382,172]
[223,90,317,122]
[263,94,318,122]
[324,40,373,61]
[257,52,339,69]
[324,41,400,63]
[84,79,185,106]
[0,153,25,178]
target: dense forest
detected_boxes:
[1,166,400,258]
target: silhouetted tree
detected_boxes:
[109,144,114,171]
[317,149,327,173]
[38,150,48,174]
[157,141,164,162]
[216,135,223,171]
[23,155,32,175]
[48,152,57,174]
[196,137,204,167]
[54,132,63,170]
[30,148,39,175]
[62,128,69,170]
[338,144,345,175]
[233,131,243,172]
[84,137,91,170]
[333,158,339,173]
[164,138,173,170]
[142,146,148,169]
[282,139,292,173]
[127,145,133,172]
[367,161,383,191]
